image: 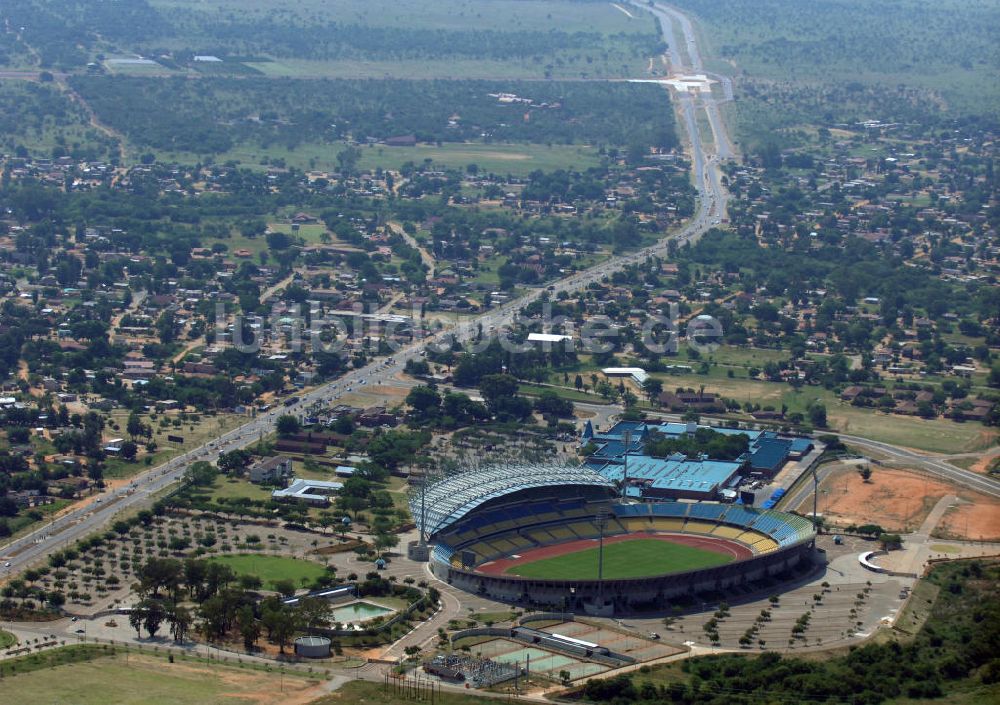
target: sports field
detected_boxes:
[207,554,327,590]
[506,537,733,580]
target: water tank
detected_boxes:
[294,635,331,658]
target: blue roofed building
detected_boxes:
[749,437,793,473]
[581,418,810,500]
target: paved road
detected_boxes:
[2,1,732,576]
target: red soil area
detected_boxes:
[476,531,752,577]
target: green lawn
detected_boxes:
[518,383,611,405]
[163,140,602,177]
[207,554,327,590]
[204,476,274,503]
[0,651,317,704]
[507,538,732,580]
[0,629,16,649]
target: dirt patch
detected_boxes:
[936,496,1000,542]
[310,539,368,555]
[810,464,1000,539]
[808,465,951,532]
[965,449,1000,474]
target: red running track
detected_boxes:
[476,531,753,577]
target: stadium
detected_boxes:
[411,465,817,615]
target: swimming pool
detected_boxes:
[330,601,393,624]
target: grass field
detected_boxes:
[507,538,732,580]
[142,0,656,80]
[101,410,245,480]
[646,366,997,454]
[0,629,16,649]
[0,651,320,705]
[152,0,651,35]
[671,0,998,114]
[207,554,327,590]
[160,140,602,177]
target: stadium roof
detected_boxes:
[412,465,614,538]
[592,455,742,494]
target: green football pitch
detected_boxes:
[506,538,733,580]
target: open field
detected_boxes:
[137,0,657,79]
[0,652,322,705]
[506,537,733,580]
[648,369,997,454]
[805,465,951,533]
[151,0,652,35]
[207,554,328,590]
[240,56,650,80]
[203,476,274,503]
[937,496,1000,542]
[161,140,603,177]
[518,383,608,405]
[670,0,999,114]
[101,411,246,480]
[802,464,1000,539]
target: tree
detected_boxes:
[271,607,299,654]
[273,579,297,598]
[533,390,573,418]
[238,605,261,651]
[336,146,362,176]
[217,449,253,474]
[183,461,217,488]
[199,595,231,642]
[405,385,441,420]
[138,557,182,599]
[120,440,138,461]
[374,531,399,558]
[858,465,873,482]
[168,603,192,643]
[142,598,167,638]
[127,412,144,440]
[275,415,300,436]
[478,374,519,411]
[879,533,903,550]
[808,402,828,428]
[129,604,145,638]
[298,597,331,629]
[642,377,664,403]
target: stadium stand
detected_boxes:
[413,465,817,612]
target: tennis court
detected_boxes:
[468,638,609,680]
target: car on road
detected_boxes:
[75,628,85,634]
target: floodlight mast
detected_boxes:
[595,507,610,604]
[622,430,632,501]
[420,473,427,545]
